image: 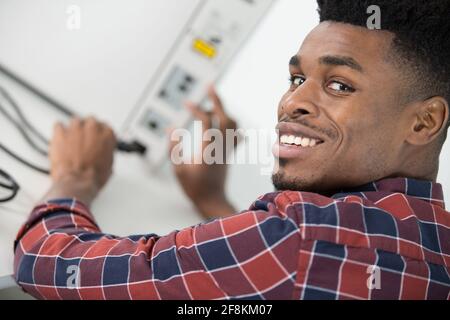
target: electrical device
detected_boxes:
[0,0,274,172]
[121,0,274,167]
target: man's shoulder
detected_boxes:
[249,189,449,267]
[250,190,337,211]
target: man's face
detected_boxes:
[272,22,412,193]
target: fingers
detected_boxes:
[167,126,191,168]
[53,122,66,135]
[208,85,231,126]
[50,122,67,155]
[85,116,101,130]
[49,116,116,191]
[70,116,103,132]
[207,85,225,116]
[184,85,226,129]
[69,116,84,129]
[207,85,237,131]
[185,101,212,129]
[88,116,116,144]
[67,116,113,133]
[184,84,234,125]
[166,126,178,155]
[173,86,239,162]
[54,116,116,146]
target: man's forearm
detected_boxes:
[14,196,279,300]
[195,196,236,219]
[42,174,99,207]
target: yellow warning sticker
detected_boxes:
[192,38,217,59]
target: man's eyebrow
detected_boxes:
[319,55,364,72]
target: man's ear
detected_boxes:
[406,96,449,146]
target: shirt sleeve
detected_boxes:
[14,197,301,300]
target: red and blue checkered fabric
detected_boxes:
[13,178,450,299]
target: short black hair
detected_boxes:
[317,0,450,128]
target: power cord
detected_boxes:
[0,143,49,175]
[0,87,50,174]
[0,87,49,156]
[0,63,147,176]
[0,168,20,202]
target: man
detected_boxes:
[14,0,450,299]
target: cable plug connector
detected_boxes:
[116,139,147,155]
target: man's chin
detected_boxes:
[271,170,336,195]
[272,171,309,192]
[272,170,361,197]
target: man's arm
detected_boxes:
[13,116,299,299]
[14,196,300,300]
[170,85,239,219]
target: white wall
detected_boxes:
[0,0,201,131]
[219,0,450,207]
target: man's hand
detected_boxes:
[170,85,238,219]
[43,117,116,206]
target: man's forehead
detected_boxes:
[294,21,394,67]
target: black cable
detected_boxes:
[0,87,145,174]
[0,100,48,156]
[0,86,49,145]
[0,63,74,118]
[0,86,50,174]
[0,168,20,202]
[0,143,49,175]
[0,63,148,176]
[0,62,147,155]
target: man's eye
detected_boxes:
[327,81,355,93]
[288,75,305,88]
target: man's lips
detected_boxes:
[273,122,326,159]
[275,122,326,143]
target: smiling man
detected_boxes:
[14,0,450,300]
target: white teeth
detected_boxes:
[287,135,295,144]
[301,137,310,147]
[280,134,321,147]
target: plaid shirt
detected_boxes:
[13,177,450,300]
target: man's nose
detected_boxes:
[281,85,319,119]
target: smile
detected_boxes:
[279,134,323,148]
[273,122,326,159]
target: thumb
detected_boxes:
[167,126,181,157]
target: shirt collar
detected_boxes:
[332,177,445,209]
